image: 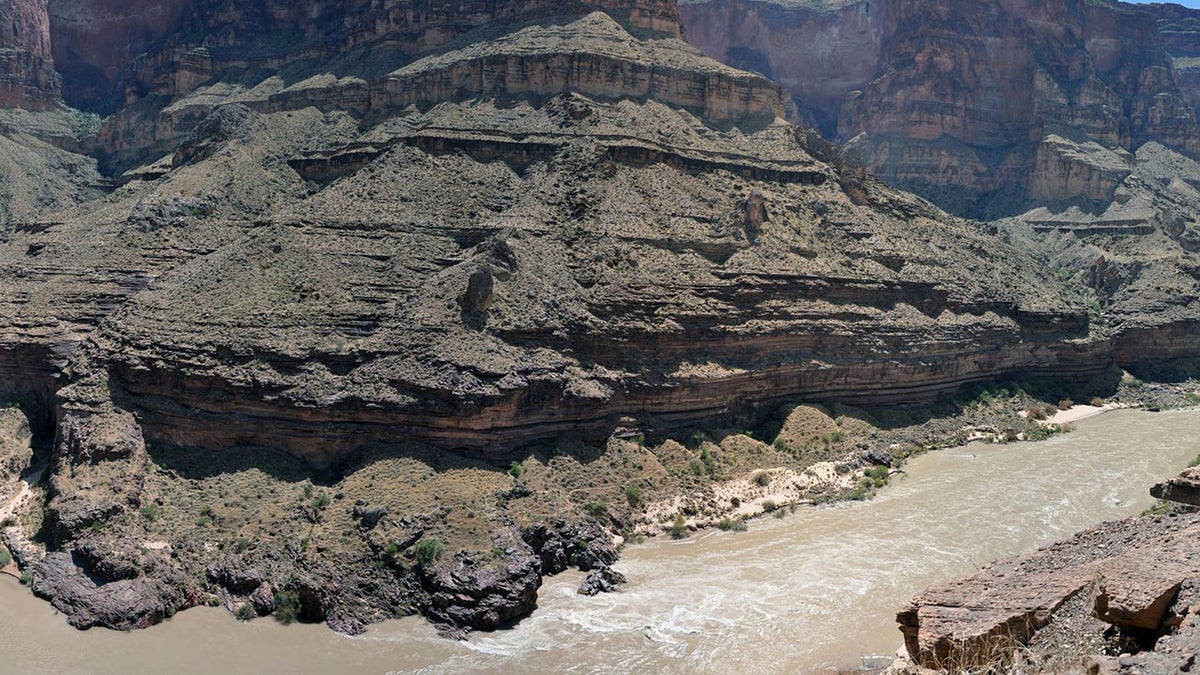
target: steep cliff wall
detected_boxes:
[680,0,1200,216]
[0,0,59,109]
[47,0,681,114]
[1140,2,1200,118]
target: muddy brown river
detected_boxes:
[2,409,1198,674]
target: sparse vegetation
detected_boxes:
[414,538,444,566]
[717,517,748,532]
[508,461,523,480]
[864,465,890,488]
[140,505,160,522]
[624,484,644,508]
[668,513,688,539]
[0,546,11,568]
[235,603,256,621]
[762,500,779,513]
[273,590,301,624]
[753,471,772,487]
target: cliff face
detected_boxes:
[680,0,1200,216]
[46,0,681,114]
[1140,3,1200,119]
[0,0,59,110]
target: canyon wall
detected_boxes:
[1142,2,1200,118]
[0,0,59,109]
[680,0,1200,216]
[45,0,681,114]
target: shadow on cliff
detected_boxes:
[143,436,590,487]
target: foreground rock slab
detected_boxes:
[898,512,1200,671]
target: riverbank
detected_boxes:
[3,408,1198,674]
[0,377,1194,640]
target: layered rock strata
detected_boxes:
[898,512,1200,671]
[680,0,1200,216]
[0,0,59,110]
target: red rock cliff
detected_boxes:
[47,0,681,113]
[680,0,1200,215]
[0,0,59,109]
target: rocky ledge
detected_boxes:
[897,492,1200,672]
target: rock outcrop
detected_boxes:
[898,512,1200,671]
[0,0,59,110]
[680,0,1200,216]
[1141,2,1200,118]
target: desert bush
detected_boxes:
[624,485,643,508]
[415,538,444,566]
[668,514,688,540]
[273,591,301,624]
[717,518,747,532]
[235,603,256,622]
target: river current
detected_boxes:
[2,409,1198,674]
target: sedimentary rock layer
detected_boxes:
[0,0,59,110]
[899,512,1200,670]
[680,0,1200,215]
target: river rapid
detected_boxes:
[2,409,1198,674]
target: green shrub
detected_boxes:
[716,518,747,532]
[311,493,331,509]
[624,485,643,508]
[273,590,301,624]
[668,514,688,540]
[762,500,779,513]
[415,538,444,566]
[235,603,256,622]
[19,570,32,585]
[508,461,523,480]
[140,505,160,522]
[1058,399,1074,411]
[236,537,252,553]
[1023,422,1053,442]
[0,546,11,568]
[688,459,705,476]
[583,501,608,518]
[753,472,771,487]
[865,466,889,481]
[383,541,400,556]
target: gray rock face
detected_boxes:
[31,549,190,631]
[680,0,1200,217]
[0,408,32,484]
[577,565,627,596]
[898,512,1200,671]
